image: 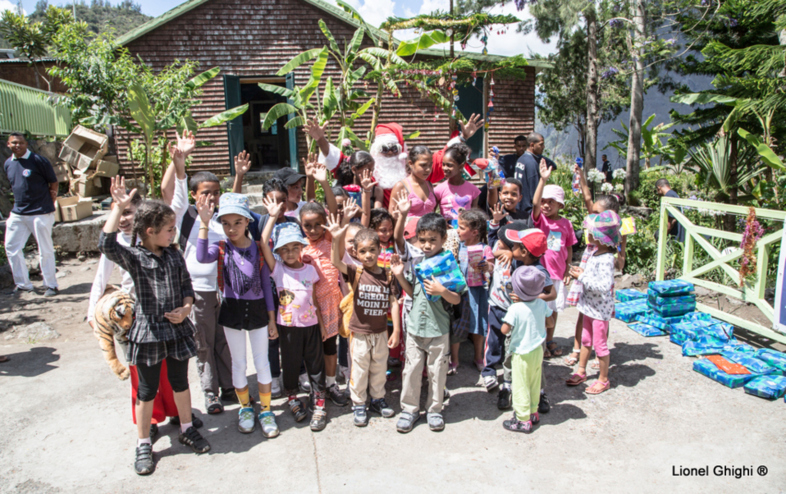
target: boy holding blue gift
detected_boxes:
[390,213,465,433]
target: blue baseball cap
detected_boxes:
[273,222,308,251]
[217,193,254,221]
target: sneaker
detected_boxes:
[310,406,327,431]
[271,376,283,399]
[530,412,540,425]
[503,414,533,433]
[134,443,154,475]
[497,386,512,410]
[12,285,33,295]
[258,411,279,438]
[205,392,223,415]
[220,388,237,403]
[237,406,255,433]
[327,383,348,407]
[538,392,551,414]
[352,405,369,427]
[443,387,450,402]
[288,398,307,422]
[387,357,401,368]
[369,398,395,418]
[298,373,312,394]
[149,423,159,438]
[178,426,211,454]
[427,412,445,432]
[44,287,58,297]
[169,415,203,429]
[484,375,499,392]
[396,411,419,433]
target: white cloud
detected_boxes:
[337,0,398,29]
[0,0,25,15]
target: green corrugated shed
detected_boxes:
[0,78,71,137]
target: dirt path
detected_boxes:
[0,257,784,492]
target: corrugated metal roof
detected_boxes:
[114,0,546,67]
[0,78,72,137]
[0,58,57,64]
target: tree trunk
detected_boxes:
[584,9,599,171]
[724,135,738,231]
[625,0,646,195]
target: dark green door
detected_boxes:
[457,77,484,160]
[223,74,243,175]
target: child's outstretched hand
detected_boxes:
[195,194,214,225]
[360,169,376,192]
[311,157,328,183]
[395,189,411,217]
[234,150,252,176]
[304,116,327,141]
[390,254,405,277]
[343,197,360,221]
[303,157,315,178]
[460,113,483,141]
[326,213,347,238]
[168,140,185,165]
[491,203,507,223]
[110,176,137,208]
[176,129,196,157]
[262,196,284,219]
[539,158,551,181]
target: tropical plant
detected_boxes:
[686,135,763,203]
[606,114,673,169]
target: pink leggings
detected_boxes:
[581,315,610,358]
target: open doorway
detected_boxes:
[224,75,297,173]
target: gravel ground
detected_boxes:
[0,257,784,493]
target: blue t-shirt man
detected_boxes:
[4,149,58,215]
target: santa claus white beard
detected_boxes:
[373,154,408,190]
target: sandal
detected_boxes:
[447,363,458,376]
[590,359,600,370]
[564,350,580,366]
[566,373,587,386]
[586,380,610,395]
[546,341,563,358]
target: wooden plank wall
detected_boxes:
[119,0,536,178]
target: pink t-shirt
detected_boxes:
[272,262,320,327]
[434,180,481,222]
[533,212,577,280]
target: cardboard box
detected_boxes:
[53,162,70,183]
[72,176,105,197]
[59,125,109,173]
[74,155,119,179]
[55,196,93,222]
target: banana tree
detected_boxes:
[686,135,763,203]
[127,66,248,196]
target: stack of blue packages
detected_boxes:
[636,312,682,332]
[647,280,696,317]
[616,289,647,303]
[721,351,781,376]
[627,322,667,337]
[743,375,786,399]
[615,299,648,323]
[755,348,786,373]
[693,358,757,388]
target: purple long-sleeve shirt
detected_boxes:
[197,238,274,313]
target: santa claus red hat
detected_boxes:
[375,123,405,148]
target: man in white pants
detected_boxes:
[4,133,59,296]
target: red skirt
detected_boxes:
[130,360,179,424]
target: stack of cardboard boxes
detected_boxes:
[54,125,120,222]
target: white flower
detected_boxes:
[612,168,627,180]
[614,183,625,192]
[601,182,614,193]
[587,169,605,184]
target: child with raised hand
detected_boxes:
[390,213,465,433]
[434,142,481,226]
[565,211,621,395]
[532,158,577,358]
[260,196,329,431]
[450,208,494,376]
[297,177,347,409]
[488,177,525,248]
[98,177,209,476]
[195,193,279,438]
[327,216,401,426]
[501,266,552,433]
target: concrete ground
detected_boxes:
[0,257,784,493]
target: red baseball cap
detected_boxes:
[504,228,547,257]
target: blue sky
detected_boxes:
[6,0,555,56]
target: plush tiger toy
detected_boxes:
[93,285,134,380]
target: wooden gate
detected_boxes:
[655,196,786,344]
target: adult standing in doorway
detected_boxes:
[514,132,557,223]
[4,133,59,296]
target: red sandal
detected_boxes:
[566,373,587,386]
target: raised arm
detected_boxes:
[573,163,593,212]
[232,150,252,193]
[391,189,411,254]
[532,158,550,222]
[260,197,282,272]
[195,194,220,264]
[390,254,413,297]
[305,117,332,164]
[99,176,138,271]
[162,130,194,204]
[359,169,376,227]
[326,213,349,275]
[311,157,338,216]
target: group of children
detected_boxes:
[90,131,625,475]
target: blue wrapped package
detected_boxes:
[722,342,756,354]
[682,312,713,322]
[647,298,696,317]
[754,348,786,373]
[616,289,647,302]
[721,351,780,376]
[648,279,694,296]
[615,300,648,323]
[647,293,696,307]
[628,323,666,337]
[743,375,786,399]
[670,328,687,346]
[636,311,682,331]
[414,250,467,302]
[682,339,727,357]
[693,358,756,388]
